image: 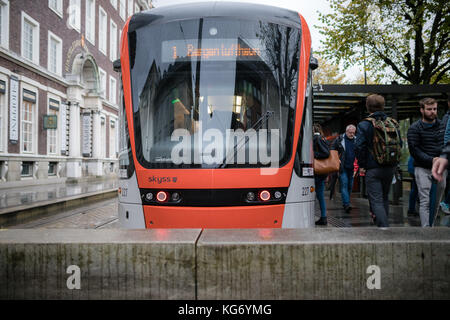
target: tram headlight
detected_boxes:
[246,192,256,201]
[172,192,180,201]
[145,192,153,201]
[259,190,271,202]
[156,191,168,202]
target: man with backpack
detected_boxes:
[355,94,402,228]
[408,97,446,227]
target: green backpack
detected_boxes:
[364,116,401,166]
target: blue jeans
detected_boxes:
[315,175,327,218]
[339,169,354,207]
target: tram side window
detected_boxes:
[294,70,314,176]
[118,81,134,178]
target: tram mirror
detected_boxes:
[113,59,121,72]
[310,56,318,70]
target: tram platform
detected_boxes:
[0,177,118,228]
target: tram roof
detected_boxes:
[313,84,450,125]
[130,2,303,32]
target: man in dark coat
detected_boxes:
[332,125,357,212]
[355,94,402,228]
[409,97,446,227]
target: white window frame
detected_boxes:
[0,81,6,153]
[68,0,81,32]
[109,20,117,61]
[20,87,38,154]
[109,120,116,158]
[109,76,117,105]
[100,116,106,158]
[98,67,107,98]
[0,0,10,49]
[48,0,63,18]
[135,3,139,14]
[85,0,96,45]
[47,97,60,155]
[98,6,107,55]
[21,12,40,65]
[110,0,117,10]
[47,31,63,76]
[119,0,125,20]
[127,0,133,18]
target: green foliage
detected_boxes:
[317,0,450,84]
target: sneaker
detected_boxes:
[344,204,352,213]
[315,217,327,226]
[439,202,450,214]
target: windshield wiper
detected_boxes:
[218,110,274,168]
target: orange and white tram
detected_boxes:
[116,2,318,228]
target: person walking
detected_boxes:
[313,124,329,226]
[355,94,402,228]
[408,97,446,227]
[332,125,357,213]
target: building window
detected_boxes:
[99,6,107,55]
[110,0,117,10]
[101,116,106,158]
[110,120,116,158]
[49,0,63,17]
[0,1,10,49]
[109,76,117,104]
[127,0,133,17]
[110,20,117,61]
[21,12,40,64]
[47,101,59,155]
[48,161,58,175]
[0,81,5,153]
[98,67,106,98]
[22,99,35,153]
[48,31,63,75]
[119,0,125,20]
[21,161,34,177]
[69,0,81,32]
[85,0,96,45]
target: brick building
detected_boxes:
[0,0,152,188]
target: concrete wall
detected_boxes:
[0,228,449,300]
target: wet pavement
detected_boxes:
[0,178,118,213]
[317,191,428,228]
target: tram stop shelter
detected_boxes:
[312,84,450,204]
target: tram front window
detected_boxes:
[129,17,301,168]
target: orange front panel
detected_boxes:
[137,167,293,189]
[144,205,285,229]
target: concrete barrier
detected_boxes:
[0,228,449,299]
[197,228,450,299]
[0,229,200,299]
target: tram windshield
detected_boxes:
[129,18,301,168]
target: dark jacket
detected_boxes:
[332,133,357,172]
[355,111,402,170]
[407,118,445,169]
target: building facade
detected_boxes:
[0,0,151,187]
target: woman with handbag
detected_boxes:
[313,124,330,226]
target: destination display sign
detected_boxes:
[162,39,264,63]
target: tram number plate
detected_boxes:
[302,187,309,196]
